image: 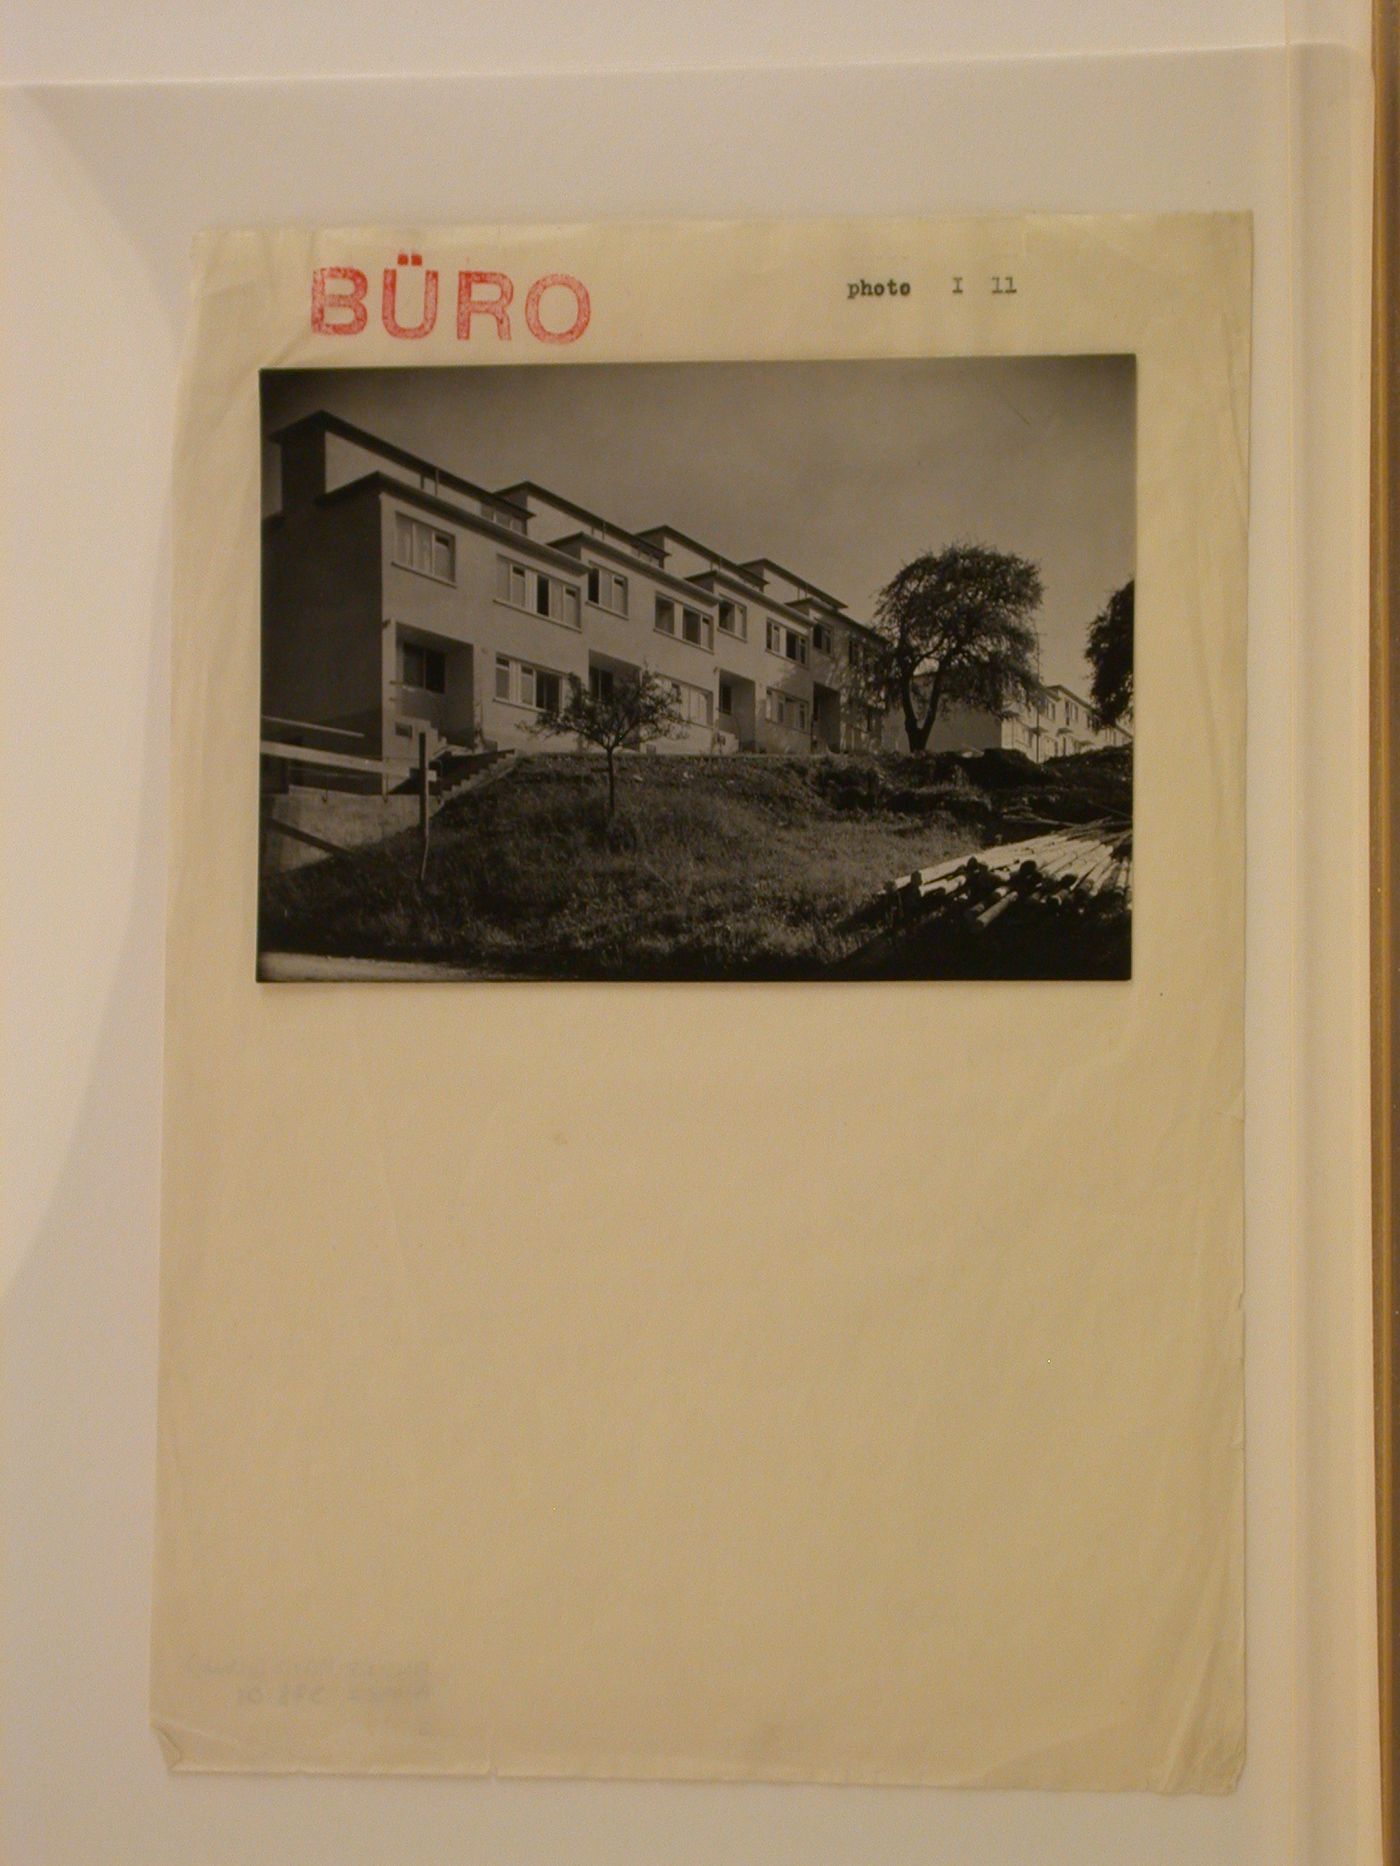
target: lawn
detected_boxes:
[258,747,1131,981]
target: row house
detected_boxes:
[261,412,1128,792]
[262,412,900,784]
[1000,683,1131,762]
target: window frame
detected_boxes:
[400,638,447,695]
[681,606,713,651]
[588,564,629,616]
[393,513,457,586]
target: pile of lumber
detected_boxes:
[889,825,1132,932]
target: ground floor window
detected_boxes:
[764,690,808,732]
[590,665,618,704]
[665,677,713,728]
[400,640,447,694]
[718,677,735,716]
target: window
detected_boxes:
[764,689,809,732]
[681,607,713,650]
[666,678,713,727]
[812,621,834,655]
[495,655,563,712]
[497,558,580,627]
[718,678,734,716]
[590,665,616,704]
[765,619,808,664]
[498,558,529,608]
[394,514,456,583]
[400,640,446,694]
[655,596,676,635]
[588,566,628,615]
[718,600,747,640]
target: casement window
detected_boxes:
[589,665,617,704]
[664,678,713,728]
[400,640,447,694]
[587,565,629,615]
[718,678,735,716]
[655,596,676,635]
[495,655,563,713]
[765,619,809,665]
[811,621,834,655]
[394,514,455,583]
[681,607,713,650]
[718,600,747,640]
[496,557,580,627]
[764,690,809,732]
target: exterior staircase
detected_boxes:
[433,746,516,807]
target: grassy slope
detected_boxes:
[259,748,1130,980]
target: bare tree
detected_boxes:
[871,542,1044,753]
[525,667,685,815]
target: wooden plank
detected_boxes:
[260,740,386,776]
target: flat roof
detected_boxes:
[738,558,848,612]
[269,411,530,522]
[497,481,666,562]
[634,525,766,589]
[319,473,591,574]
[551,530,728,605]
[1043,682,1101,713]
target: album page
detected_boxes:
[152,213,1249,1788]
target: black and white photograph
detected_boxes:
[259,357,1135,980]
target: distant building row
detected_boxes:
[262,412,1129,787]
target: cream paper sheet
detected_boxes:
[152,214,1249,1788]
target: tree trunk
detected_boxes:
[901,667,943,753]
[901,689,926,752]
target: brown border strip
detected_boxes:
[1374,3,1397,1858]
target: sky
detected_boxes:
[263,356,1135,695]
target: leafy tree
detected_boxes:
[870,542,1044,753]
[525,666,684,815]
[1087,578,1134,728]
